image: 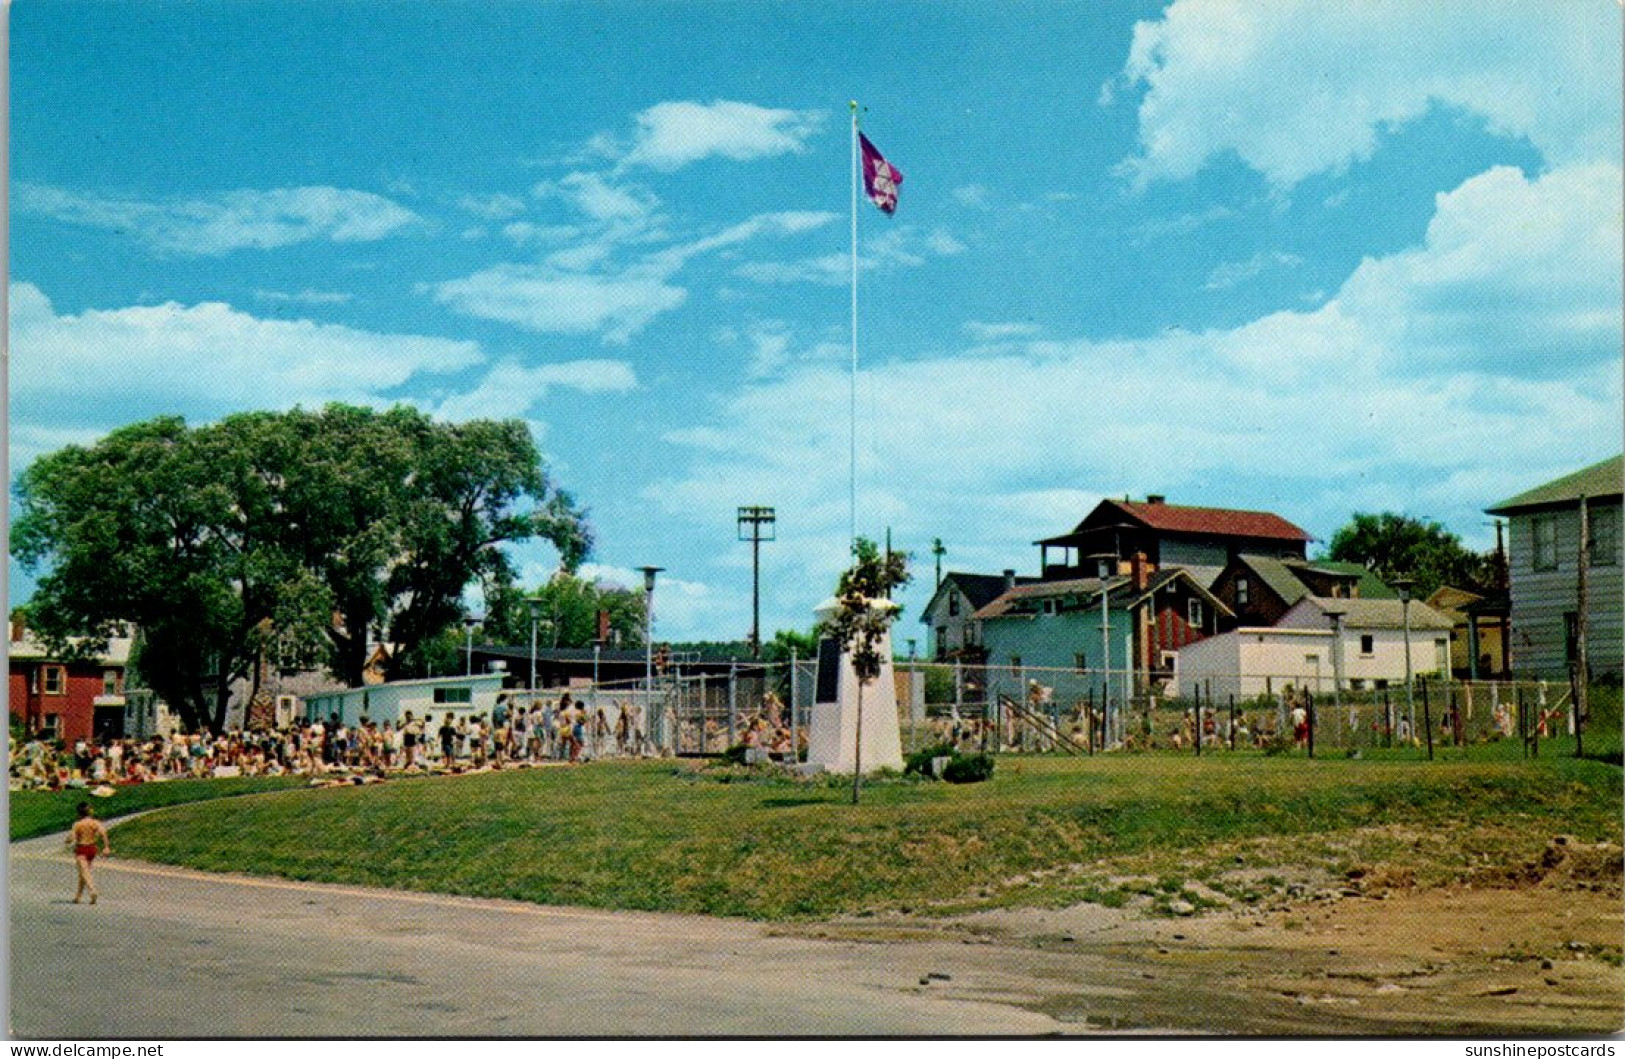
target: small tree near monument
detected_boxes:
[824,538,910,804]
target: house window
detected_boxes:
[1074,652,1087,672]
[1009,655,1022,672]
[1589,505,1620,566]
[1042,599,1058,615]
[103,670,120,697]
[948,592,960,617]
[40,714,61,738]
[1349,678,1366,691]
[1159,651,1178,673]
[936,625,949,650]
[433,687,472,705]
[1235,577,1249,606]
[1360,634,1375,656]
[42,666,66,696]
[1532,514,1558,571]
[1187,599,1205,628]
[1434,639,1449,673]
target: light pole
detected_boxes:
[640,566,663,695]
[932,538,946,589]
[526,597,544,703]
[1392,577,1415,740]
[1322,605,1346,760]
[463,616,479,677]
[737,507,776,657]
[1089,553,1116,746]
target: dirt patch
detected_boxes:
[799,829,1625,1034]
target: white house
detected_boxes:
[1176,595,1454,701]
[302,673,507,727]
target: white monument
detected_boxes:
[805,596,905,773]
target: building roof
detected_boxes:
[1486,454,1623,514]
[921,571,1040,621]
[7,633,133,666]
[1232,554,1394,606]
[1291,596,1454,631]
[975,568,1233,622]
[1039,498,1314,546]
[1301,559,1397,600]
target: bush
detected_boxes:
[719,744,749,765]
[904,742,955,777]
[942,752,995,784]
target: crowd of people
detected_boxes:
[8,692,664,792]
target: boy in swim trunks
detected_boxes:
[66,802,111,904]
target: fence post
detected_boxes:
[788,650,798,765]
[1516,684,1527,759]
[1382,688,1392,749]
[1194,685,1202,757]
[1570,665,1585,759]
[1228,693,1237,751]
[1420,677,1434,761]
[727,662,738,748]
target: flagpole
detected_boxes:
[849,99,859,553]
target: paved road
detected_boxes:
[9,829,1062,1038]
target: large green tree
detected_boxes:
[1322,511,1497,599]
[11,405,592,729]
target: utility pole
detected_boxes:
[932,538,946,589]
[737,506,776,658]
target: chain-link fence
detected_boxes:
[503,656,1619,764]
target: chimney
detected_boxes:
[1003,568,1016,591]
[1145,494,1166,505]
[1132,551,1149,591]
[9,613,23,644]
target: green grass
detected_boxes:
[103,753,1622,921]
[8,775,311,841]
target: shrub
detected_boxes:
[904,742,955,777]
[942,752,995,784]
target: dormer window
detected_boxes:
[948,592,960,617]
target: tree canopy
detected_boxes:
[11,405,590,732]
[1322,511,1498,599]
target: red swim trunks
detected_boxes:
[74,844,98,862]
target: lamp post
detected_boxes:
[1089,553,1116,746]
[1322,605,1346,760]
[931,538,946,589]
[1392,577,1415,740]
[639,565,663,693]
[463,616,479,677]
[737,507,776,657]
[526,597,544,703]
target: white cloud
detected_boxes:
[457,192,528,220]
[614,100,824,171]
[964,321,1043,342]
[733,224,962,286]
[1120,0,1622,187]
[432,266,688,343]
[434,211,836,341]
[1202,251,1303,291]
[429,359,638,422]
[954,184,991,208]
[253,288,355,306]
[651,161,1623,617]
[8,282,482,469]
[14,183,421,254]
[535,172,660,225]
[575,563,735,642]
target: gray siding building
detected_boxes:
[1486,455,1623,681]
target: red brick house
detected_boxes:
[8,618,133,743]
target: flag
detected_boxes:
[859,132,903,215]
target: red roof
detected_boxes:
[1109,500,1313,542]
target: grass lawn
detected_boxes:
[104,752,1622,920]
[8,775,312,842]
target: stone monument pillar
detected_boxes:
[805,596,905,773]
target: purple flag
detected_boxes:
[859,132,903,215]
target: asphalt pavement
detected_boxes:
[8,827,1061,1038]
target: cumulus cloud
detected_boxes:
[1202,251,1304,291]
[429,359,638,422]
[733,224,963,286]
[457,192,528,220]
[1118,0,1622,187]
[7,282,481,469]
[14,182,421,254]
[434,211,837,341]
[611,100,824,171]
[253,288,355,306]
[651,160,1623,612]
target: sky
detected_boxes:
[9,0,1623,646]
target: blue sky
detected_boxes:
[10,0,1623,644]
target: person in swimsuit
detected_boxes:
[66,802,111,904]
